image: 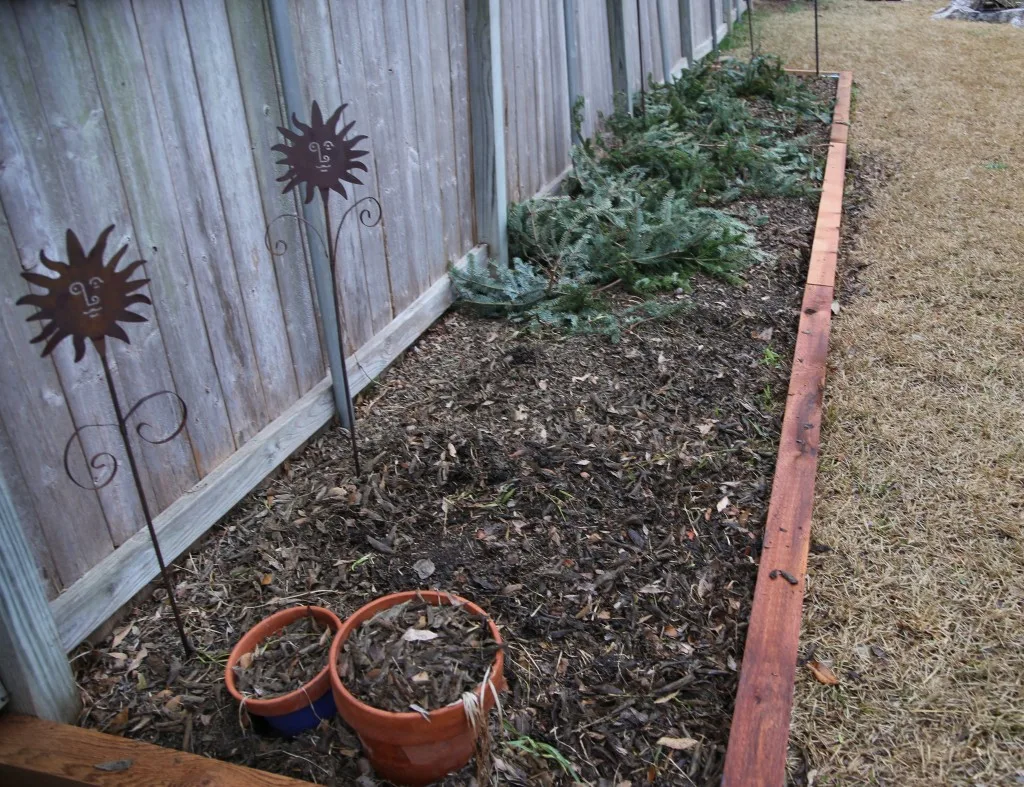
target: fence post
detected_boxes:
[266,0,354,429]
[709,0,719,52]
[563,0,582,144]
[0,472,79,722]
[467,0,508,267]
[605,0,632,114]
[656,0,673,82]
[678,0,694,67]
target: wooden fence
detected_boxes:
[0,0,748,670]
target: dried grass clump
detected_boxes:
[734,1,1024,784]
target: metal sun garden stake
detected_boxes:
[17,225,192,654]
[268,100,381,477]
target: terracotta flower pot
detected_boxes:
[328,591,506,786]
[225,605,342,736]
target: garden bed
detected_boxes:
[75,72,837,786]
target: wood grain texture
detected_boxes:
[679,0,694,68]
[78,0,242,470]
[329,0,395,337]
[382,0,431,307]
[0,419,59,599]
[1,1,152,565]
[225,0,325,395]
[424,0,462,267]
[405,0,447,284]
[467,0,508,266]
[606,0,631,112]
[134,0,274,454]
[289,0,371,354]
[51,244,485,652]
[0,199,110,588]
[722,73,853,787]
[445,0,476,254]
[0,715,310,786]
[181,0,301,416]
[0,474,79,722]
[20,0,199,516]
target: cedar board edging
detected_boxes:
[0,714,311,786]
[721,70,853,787]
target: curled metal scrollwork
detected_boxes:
[332,196,382,259]
[264,196,383,265]
[62,390,188,491]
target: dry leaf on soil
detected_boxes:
[656,736,699,751]
[807,660,840,685]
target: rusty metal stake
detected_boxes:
[18,226,192,654]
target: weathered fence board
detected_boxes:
[224,0,325,393]
[328,3,396,340]
[0,0,751,643]
[182,0,302,416]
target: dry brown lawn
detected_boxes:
[735,1,1024,784]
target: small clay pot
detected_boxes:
[225,605,342,736]
[329,591,506,786]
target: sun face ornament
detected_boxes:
[15,224,193,653]
[272,100,369,205]
[18,225,151,362]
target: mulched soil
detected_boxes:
[232,614,331,700]
[339,596,500,714]
[75,79,836,786]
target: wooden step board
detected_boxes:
[0,714,310,787]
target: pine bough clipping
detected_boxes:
[452,56,832,337]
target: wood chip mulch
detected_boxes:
[339,596,500,714]
[232,614,331,700]
[74,82,836,787]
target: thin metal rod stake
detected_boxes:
[322,198,361,478]
[748,0,756,56]
[814,0,820,75]
[636,0,646,115]
[99,348,191,655]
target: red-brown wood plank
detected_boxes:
[0,715,310,787]
[722,71,853,787]
[806,141,849,288]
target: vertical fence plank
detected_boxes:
[424,0,463,267]
[129,0,271,456]
[329,1,394,338]
[0,421,58,600]
[656,0,673,81]
[709,0,719,52]
[0,203,108,589]
[0,468,78,722]
[501,1,520,202]
[381,0,431,308]
[21,1,200,518]
[353,0,413,316]
[6,1,174,548]
[181,0,301,416]
[467,0,508,266]
[405,0,447,284]
[224,0,325,394]
[289,0,373,353]
[679,0,694,67]
[79,0,245,480]
[549,0,571,165]
[446,0,475,255]
[562,0,581,145]
[606,0,631,112]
